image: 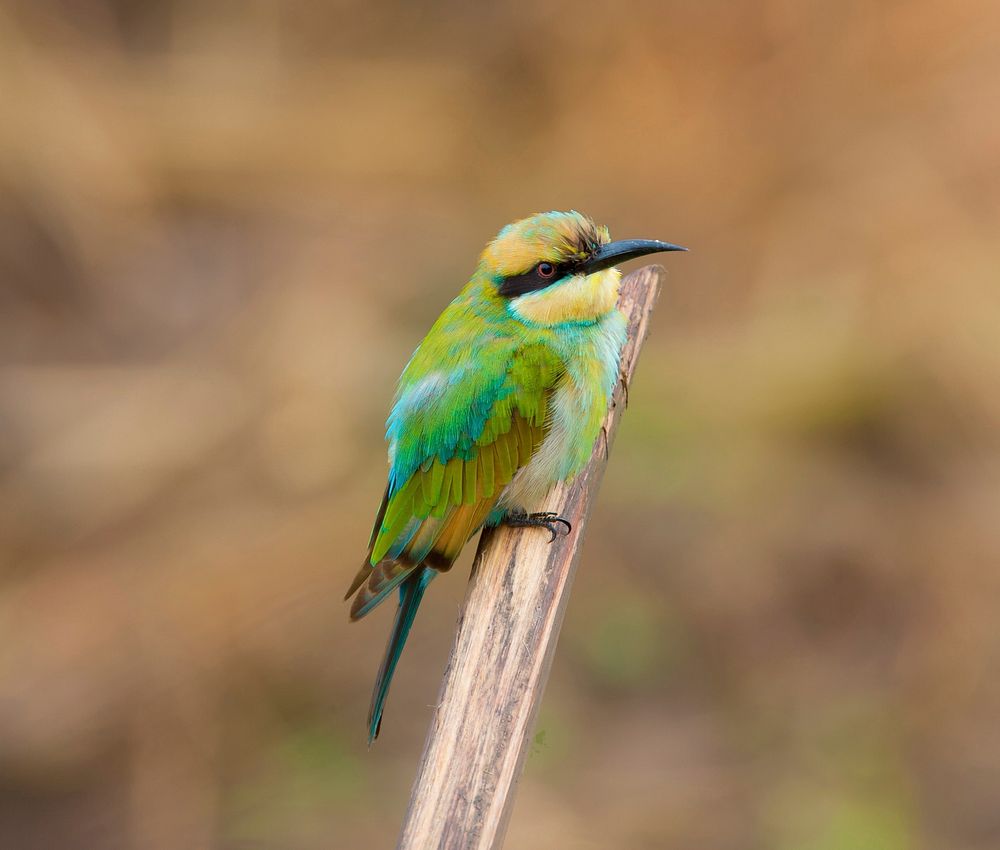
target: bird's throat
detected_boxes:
[509,268,621,326]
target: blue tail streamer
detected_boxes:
[367,567,435,744]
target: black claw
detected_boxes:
[504,511,572,542]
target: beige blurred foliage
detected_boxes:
[1,1,999,848]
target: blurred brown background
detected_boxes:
[2,1,999,848]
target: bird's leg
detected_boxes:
[503,509,572,543]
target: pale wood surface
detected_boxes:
[396,265,665,850]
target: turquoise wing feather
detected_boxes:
[346,330,563,619]
[346,284,564,617]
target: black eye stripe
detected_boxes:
[497,260,581,298]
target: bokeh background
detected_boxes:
[2,1,999,848]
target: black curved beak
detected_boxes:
[581,239,688,274]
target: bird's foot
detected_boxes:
[504,510,572,543]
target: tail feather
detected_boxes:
[367,568,435,744]
[350,558,417,620]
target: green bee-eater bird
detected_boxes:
[346,211,685,742]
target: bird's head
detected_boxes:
[479,211,685,326]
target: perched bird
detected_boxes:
[346,211,685,742]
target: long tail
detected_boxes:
[367,567,435,744]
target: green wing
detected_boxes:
[346,342,563,620]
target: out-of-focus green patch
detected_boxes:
[766,785,913,850]
[525,702,576,774]
[765,359,896,442]
[808,699,907,786]
[608,373,710,501]
[608,305,914,510]
[224,724,367,844]
[571,591,686,691]
[761,698,915,850]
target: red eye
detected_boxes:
[537,262,556,278]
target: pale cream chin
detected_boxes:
[510,268,621,326]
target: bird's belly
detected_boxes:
[498,314,626,513]
[499,386,588,511]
